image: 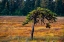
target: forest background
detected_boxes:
[0,0,64,16]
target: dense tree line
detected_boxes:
[0,0,64,16]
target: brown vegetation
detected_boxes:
[0,16,64,42]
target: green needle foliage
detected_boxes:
[22,7,57,39]
[22,7,57,26]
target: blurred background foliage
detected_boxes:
[0,0,64,16]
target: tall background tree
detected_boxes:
[62,0,64,16]
[54,0,63,16]
[40,0,49,8]
[35,0,40,8]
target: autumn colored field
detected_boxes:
[0,16,64,42]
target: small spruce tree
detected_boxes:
[22,7,57,39]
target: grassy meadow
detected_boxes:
[0,16,64,42]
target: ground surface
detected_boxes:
[0,16,64,42]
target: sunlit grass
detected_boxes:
[0,16,64,42]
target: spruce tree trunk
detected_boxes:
[31,23,34,40]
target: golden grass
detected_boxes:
[0,16,64,42]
